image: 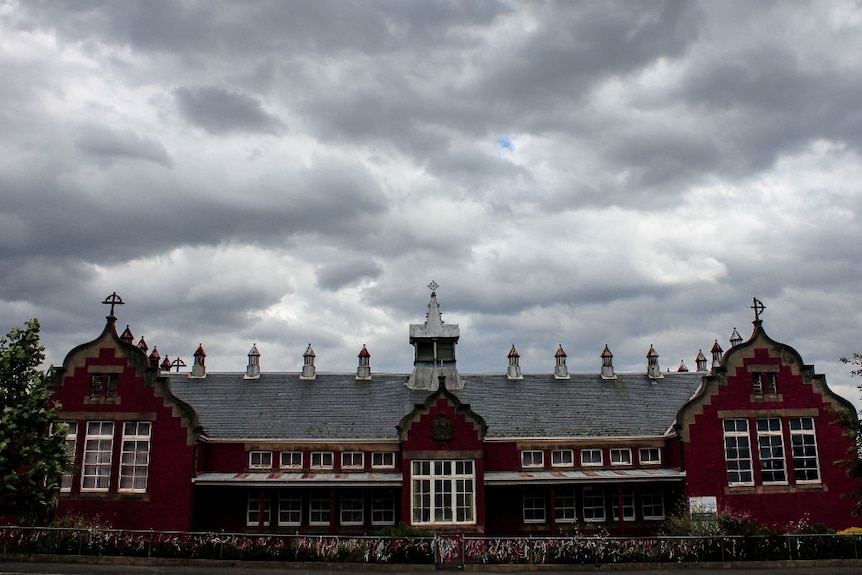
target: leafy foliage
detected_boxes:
[0,319,69,525]
[838,353,862,515]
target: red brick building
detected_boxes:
[49,290,860,534]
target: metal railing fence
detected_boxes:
[1,526,861,566]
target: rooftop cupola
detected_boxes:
[677,359,689,372]
[601,344,616,380]
[244,343,260,380]
[160,355,171,371]
[646,344,663,379]
[120,324,134,344]
[554,344,570,380]
[407,281,463,390]
[356,344,371,381]
[148,346,160,369]
[507,345,522,380]
[300,343,316,380]
[137,336,148,353]
[695,349,707,372]
[190,344,206,378]
[711,339,723,370]
[729,327,743,347]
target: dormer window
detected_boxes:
[311,451,334,469]
[341,452,364,469]
[551,449,574,467]
[521,450,544,468]
[610,448,632,466]
[249,451,272,469]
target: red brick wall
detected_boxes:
[52,329,196,531]
[681,337,860,530]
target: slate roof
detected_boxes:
[169,371,704,442]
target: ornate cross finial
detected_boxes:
[751,297,766,321]
[102,292,125,318]
[170,357,186,372]
[428,280,439,295]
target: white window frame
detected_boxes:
[642,491,665,520]
[411,460,475,525]
[57,421,78,492]
[521,450,544,468]
[371,451,396,469]
[611,488,635,521]
[551,449,574,467]
[247,493,271,527]
[522,487,546,523]
[309,492,331,526]
[580,448,603,467]
[610,448,632,466]
[81,421,114,492]
[278,492,302,526]
[553,486,577,523]
[790,416,821,483]
[280,451,302,469]
[371,493,396,525]
[582,486,605,522]
[341,451,364,469]
[723,418,754,486]
[249,450,272,469]
[757,417,787,484]
[119,421,151,492]
[340,492,364,526]
[639,447,661,465]
[311,451,334,469]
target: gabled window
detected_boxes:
[757,418,786,484]
[521,450,544,468]
[341,451,364,469]
[280,451,302,469]
[723,418,753,485]
[551,449,574,467]
[249,451,272,469]
[581,449,602,466]
[81,421,114,491]
[610,448,632,466]
[790,416,820,483]
[371,452,396,469]
[119,421,151,492]
[639,447,661,465]
[311,451,334,469]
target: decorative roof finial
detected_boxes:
[751,297,765,322]
[170,357,186,373]
[428,280,439,295]
[102,291,125,320]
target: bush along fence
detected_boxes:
[2,527,862,566]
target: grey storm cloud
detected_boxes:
[2,0,862,411]
[174,86,284,134]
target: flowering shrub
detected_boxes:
[1,526,861,565]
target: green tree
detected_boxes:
[839,352,862,515]
[0,319,69,525]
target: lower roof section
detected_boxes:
[192,471,402,488]
[485,468,686,485]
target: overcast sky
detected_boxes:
[2,1,862,410]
